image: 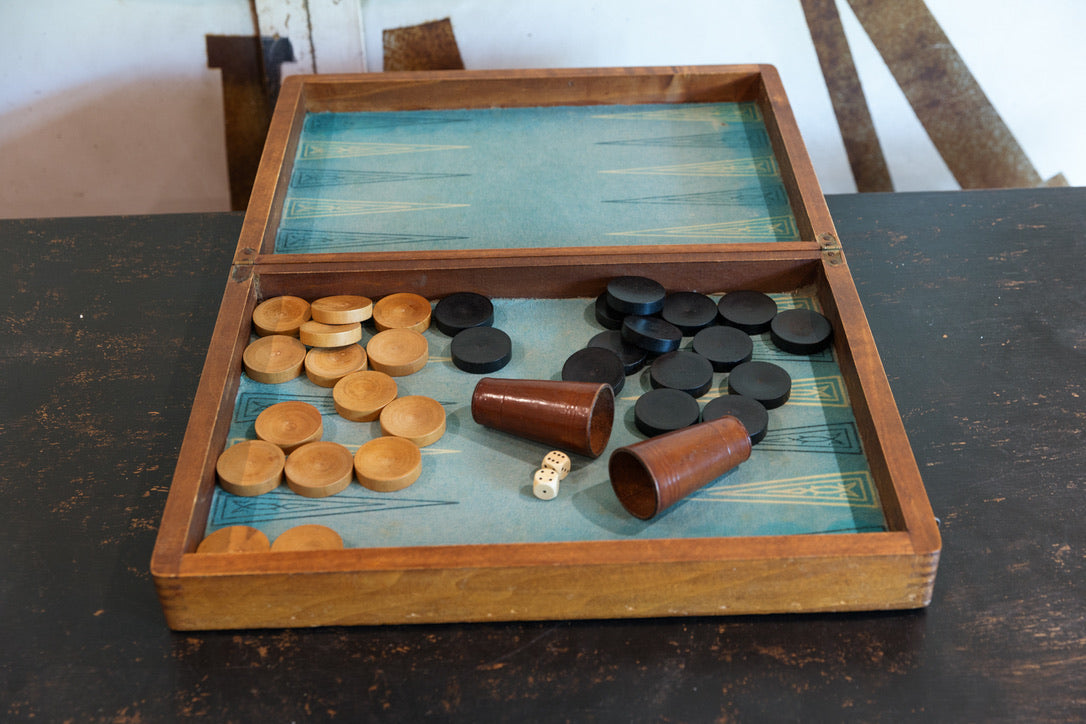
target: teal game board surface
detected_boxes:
[274,103,800,254]
[207,292,884,549]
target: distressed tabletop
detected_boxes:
[2,188,1083,721]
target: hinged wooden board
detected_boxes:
[152,66,939,629]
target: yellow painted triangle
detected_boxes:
[234,433,462,457]
[419,447,462,456]
[592,105,762,123]
[607,214,798,240]
[283,198,468,220]
[337,442,461,456]
[694,470,879,509]
[768,293,818,312]
[787,376,849,408]
[298,141,469,160]
[601,156,779,177]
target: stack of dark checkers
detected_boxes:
[582,279,836,446]
[570,277,671,391]
[436,292,512,374]
[661,291,718,336]
[605,276,666,316]
[587,330,646,375]
[434,292,493,336]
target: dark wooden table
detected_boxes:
[3,189,1083,721]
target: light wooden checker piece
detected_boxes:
[366,328,428,376]
[252,295,310,337]
[304,344,367,387]
[354,436,422,492]
[196,525,271,553]
[332,370,398,422]
[373,292,432,332]
[270,524,344,552]
[243,334,306,384]
[299,320,363,348]
[284,441,354,498]
[379,395,446,447]
[215,439,285,497]
[254,400,323,452]
[310,295,373,325]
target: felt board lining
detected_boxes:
[206,292,885,548]
[274,102,800,253]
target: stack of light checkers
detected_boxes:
[532,451,572,500]
[244,292,434,388]
[219,292,449,511]
[566,276,835,445]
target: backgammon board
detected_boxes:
[151,66,940,629]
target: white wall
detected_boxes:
[1,0,258,218]
[1,0,1082,219]
[358,0,1084,193]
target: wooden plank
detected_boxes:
[800,0,893,192]
[295,66,764,112]
[846,0,1046,189]
[754,65,837,243]
[205,35,273,211]
[158,545,936,629]
[383,18,465,71]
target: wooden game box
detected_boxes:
[151,66,940,629]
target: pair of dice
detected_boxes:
[532,451,572,500]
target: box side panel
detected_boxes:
[151,275,258,572]
[236,76,308,261]
[253,251,822,301]
[157,548,938,629]
[817,255,941,554]
[754,65,837,244]
[298,66,765,113]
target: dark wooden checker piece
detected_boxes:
[701,394,769,445]
[717,290,778,334]
[594,292,626,330]
[691,325,753,372]
[606,276,666,316]
[649,350,715,398]
[727,361,791,409]
[587,330,647,375]
[633,388,702,437]
[661,291,718,335]
[433,292,494,337]
[770,308,834,355]
[561,346,626,394]
[450,326,512,373]
[621,315,682,354]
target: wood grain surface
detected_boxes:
[2,190,1083,720]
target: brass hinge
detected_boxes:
[230,264,253,283]
[823,249,845,267]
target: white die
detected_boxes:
[532,467,559,500]
[541,450,571,480]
